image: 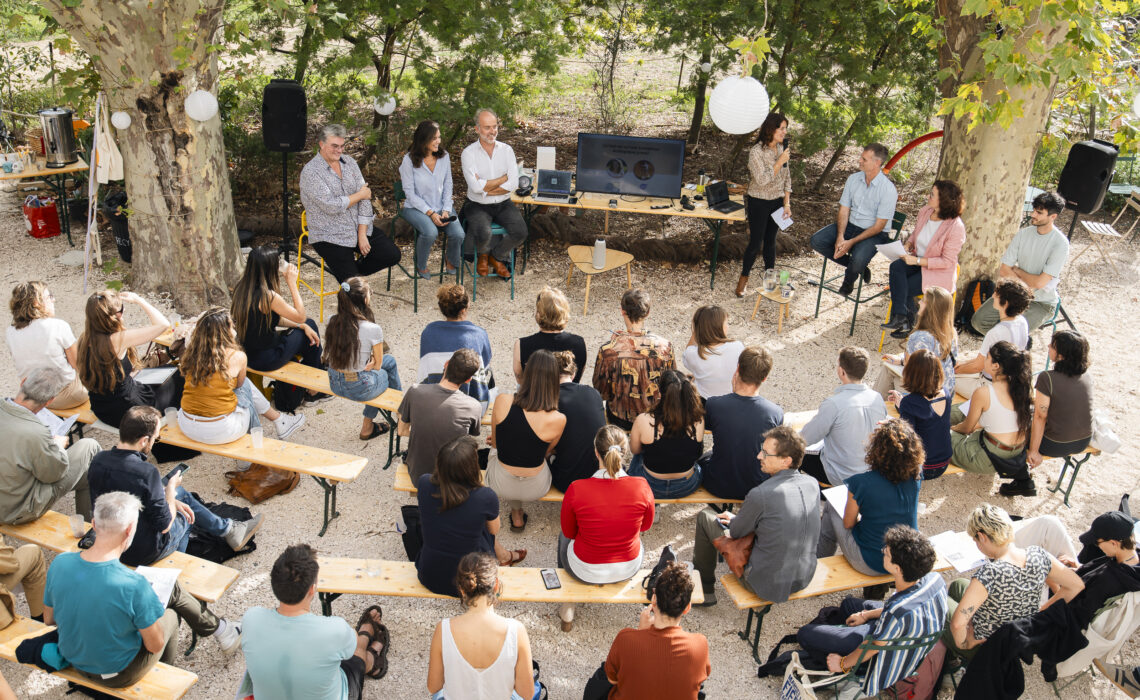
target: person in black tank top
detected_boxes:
[514,287,588,383]
[628,370,706,499]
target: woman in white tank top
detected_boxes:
[428,552,535,700]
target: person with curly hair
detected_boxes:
[627,370,706,499]
[1029,330,1093,467]
[418,283,494,406]
[817,419,922,576]
[956,278,1032,396]
[6,281,87,409]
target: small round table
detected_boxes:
[751,287,794,334]
[566,245,634,314]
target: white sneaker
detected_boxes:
[224,514,263,552]
[273,412,305,439]
[213,618,241,653]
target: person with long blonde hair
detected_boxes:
[7,281,88,409]
[178,308,304,444]
[682,305,744,400]
[875,286,958,399]
[512,286,586,383]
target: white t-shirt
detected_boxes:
[914,219,940,257]
[978,317,1029,379]
[350,321,384,372]
[682,340,745,399]
[6,318,78,382]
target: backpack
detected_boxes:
[271,380,306,414]
[888,639,947,700]
[954,277,995,337]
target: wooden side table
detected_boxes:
[751,287,794,334]
[566,245,634,314]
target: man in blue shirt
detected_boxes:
[43,492,240,688]
[810,143,899,295]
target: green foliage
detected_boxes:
[0,0,45,42]
[1029,132,1071,188]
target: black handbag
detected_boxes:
[978,430,1028,478]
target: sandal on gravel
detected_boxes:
[360,423,390,441]
[500,549,527,566]
[356,604,384,632]
[365,624,390,679]
[509,512,528,533]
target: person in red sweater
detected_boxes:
[557,425,655,631]
[583,561,710,699]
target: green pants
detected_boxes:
[970,295,1055,335]
[941,577,980,659]
[950,429,1023,475]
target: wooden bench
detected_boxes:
[720,553,954,663]
[0,616,197,699]
[315,558,703,627]
[51,402,367,536]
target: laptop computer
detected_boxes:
[705,181,744,214]
[533,169,573,203]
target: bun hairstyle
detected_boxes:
[594,425,628,477]
[454,551,499,607]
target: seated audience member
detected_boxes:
[818,420,922,577]
[950,341,1034,495]
[418,284,493,405]
[418,436,522,592]
[0,540,46,624]
[7,281,87,409]
[548,351,606,494]
[43,492,240,689]
[513,286,587,383]
[800,346,887,487]
[459,108,528,280]
[971,191,1068,335]
[692,426,819,606]
[1029,330,1093,467]
[427,552,535,700]
[699,346,783,501]
[681,305,744,400]
[880,179,966,335]
[88,406,261,565]
[955,278,1031,396]
[178,308,305,444]
[583,562,710,700]
[628,370,706,499]
[809,143,898,295]
[592,288,675,430]
[945,504,1084,659]
[397,348,483,483]
[298,123,401,282]
[398,119,466,278]
[797,526,947,696]
[0,367,99,523]
[323,277,401,441]
[558,426,654,631]
[243,544,388,699]
[486,350,566,533]
[887,349,952,480]
[874,286,958,398]
[231,247,326,398]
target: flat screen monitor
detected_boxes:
[575,133,686,199]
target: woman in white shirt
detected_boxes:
[6,281,87,408]
[681,305,744,400]
[427,551,535,700]
[399,120,466,278]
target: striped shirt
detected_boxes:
[417,320,494,406]
[864,572,947,695]
[298,153,374,247]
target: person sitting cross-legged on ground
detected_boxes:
[874,286,958,399]
[41,492,241,689]
[177,307,305,444]
[681,305,745,401]
[7,281,88,409]
[547,351,606,494]
[698,346,783,501]
[418,284,494,406]
[399,119,466,278]
[887,349,952,480]
[583,561,710,700]
[88,406,261,565]
[799,346,887,487]
[809,142,898,295]
[397,348,483,484]
[954,278,1031,397]
[797,526,947,696]
[513,286,587,383]
[1028,329,1094,468]
[627,370,705,499]
[0,366,99,524]
[427,552,536,700]
[241,544,389,700]
[692,426,819,607]
[817,419,922,578]
[323,277,401,441]
[592,288,675,430]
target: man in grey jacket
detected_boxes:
[691,426,821,606]
[0,367,99,524]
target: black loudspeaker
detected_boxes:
[262,79,307,152]
[1057,139,1118,215]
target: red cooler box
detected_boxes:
[23,195,61,239]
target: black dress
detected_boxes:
[241,303,322,372]
[519,331,588,382]
[88,356,195,463]
[415,474,499,597]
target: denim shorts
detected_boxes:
[627,454,702,499]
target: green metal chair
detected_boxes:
[814,211,907,336]
[790,629,944,699]
[385,180,461,313]
[458,209,515,301]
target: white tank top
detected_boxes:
[978,383,1021,436]
[440,617,519,699]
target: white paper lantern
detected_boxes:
[700,62,712,73]
[708,76,769,134]
[110,111,132,129]
[184,89,219,122]
[374,96,397,116]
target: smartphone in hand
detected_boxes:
[162,463,191,485]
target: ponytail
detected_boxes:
[322,277,374,371]
[989,341,1033,437]
[594,425,628,477]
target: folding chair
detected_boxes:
[815,212,907,336]
[297,210,339,322]
[1040,297,1077,371]
[459,210,516,302]
[786,629,944,699]
[385,180,461,313]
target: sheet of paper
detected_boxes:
[35,406,64,432]
[136,565,180,606]
[875,240,907,262]
[804,440,824,455]
[822,485,849,517]
[134,366,177,385]
[929,530,986,573]
[770,209,793,231]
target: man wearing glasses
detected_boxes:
[299,124,401,282]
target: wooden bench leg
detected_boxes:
[312,477,339,536]
[320,592,341,617]
[1047,452,1092,508]
[740,605,772,664]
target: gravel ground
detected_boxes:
[1,178,1139,699]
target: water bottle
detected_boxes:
[593,239,606,269]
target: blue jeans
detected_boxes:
[156,486,231,560]
[328,355,402,420]
[810,222,890,281]
[403,208,465,272]
[234,377,261,430]
[887,258,924,319]
[627,454,703,499]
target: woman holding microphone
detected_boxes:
[738,112,792,297]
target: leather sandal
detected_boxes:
[360,423,390,441]
[509,511,528,533]
[500,549,527,566]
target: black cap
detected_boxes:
[1079,511,1135,548]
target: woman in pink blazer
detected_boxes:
[882,180,966,337]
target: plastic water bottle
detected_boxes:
[592,239,606,270]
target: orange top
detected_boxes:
[181,371,238,417]
[605,626,710,699]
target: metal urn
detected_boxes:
[38,107,79,168]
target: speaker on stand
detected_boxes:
[262,79,308,260]
[1056,139,1118,239]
